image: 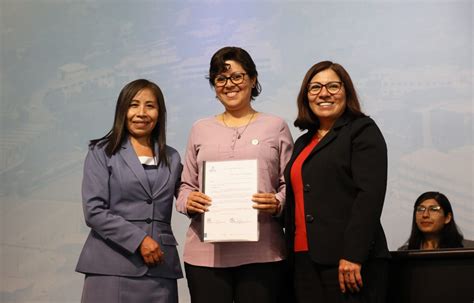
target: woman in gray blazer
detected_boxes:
[76,79,183,302]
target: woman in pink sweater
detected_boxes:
[176,46,293,303]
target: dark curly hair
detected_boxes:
[208,46,261,100]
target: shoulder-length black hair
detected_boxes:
[89,79,169,167]
[407,191,464,249]
[294,61,364,131]
[208,46,261,100]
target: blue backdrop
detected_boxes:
[0,0,472,302]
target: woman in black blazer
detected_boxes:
[284,61,390,303]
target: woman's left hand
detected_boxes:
[252,193,281,215]
[338,259,363,293]
[139,236,164,267]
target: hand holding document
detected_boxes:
[201,159,258,242]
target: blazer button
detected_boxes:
[305,215,314,223]
[304,184,311,192]
[145,218,152,224]
[146,199,152,204]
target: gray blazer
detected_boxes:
[76,138,183,279]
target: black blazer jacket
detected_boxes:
[284,113,390,265]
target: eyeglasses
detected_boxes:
[415,205,442,215]
[214,72,247,87]
[307,81,343,95]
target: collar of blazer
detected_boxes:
[298,111,355,156]
[119,137,171,199]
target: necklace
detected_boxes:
[222,111,256,139]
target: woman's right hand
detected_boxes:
[186,191,212,214]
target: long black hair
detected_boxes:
[89,79,169,167]
[407,191,463,249]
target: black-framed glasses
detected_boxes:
[415,205,442,215]
[214,72,247,87]
[307,81,343,95]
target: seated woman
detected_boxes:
[399,191,473,250]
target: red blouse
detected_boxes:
[290,134,320,252]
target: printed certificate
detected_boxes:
[201,159,258,242]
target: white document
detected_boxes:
[202,159,258,242]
